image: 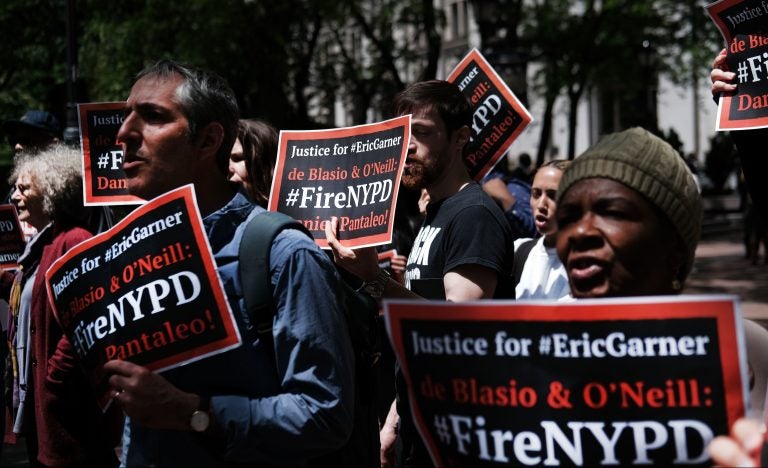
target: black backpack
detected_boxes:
[238,211,381,467]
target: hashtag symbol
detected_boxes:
[97,153,110,169]
[433,415,452,444]
[539,335,552,355]
[285,188,299,207]
[737,60,749,84]
[104,247,111,262]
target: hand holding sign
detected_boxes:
[269,116,410,248]
[707,0,768,130]
[105,359,199,431]
[707,417,764,467]
[45,185,240,410]
[325,216,380,282]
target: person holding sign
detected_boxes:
[1,145,120,466]
[710,47,768,211]
[107,60,355,467]
[326,80,514,467]
[555,128,768,466]
[705,48,768,468]
[227,118,278,207]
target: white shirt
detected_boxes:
[514,236,571,300]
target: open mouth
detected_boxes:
[567,257,609,295]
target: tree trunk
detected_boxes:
[536,91,556,167]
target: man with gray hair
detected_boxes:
[104,60,355,466]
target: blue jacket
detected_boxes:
[122,193,354,467]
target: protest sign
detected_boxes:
[45,185,240,409]
[0,204,25,269]
[707,0,768,130]
[78,102,143,205]
[447,49,533,180]
[385,296,747,466]
[269,116,410,248]
[378,248,398,271]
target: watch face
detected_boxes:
[190,410,210,432]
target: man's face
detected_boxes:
[401,107,454,190]
[117,74,200,200]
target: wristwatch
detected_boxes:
[189,396,211,433]
[360,269,391,299]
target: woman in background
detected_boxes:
[2,145,120,467]
[227,119,278,207]
[513,160,570,300]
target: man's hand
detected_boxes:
[482,178,516,212]
[325,216,380,281]
[104,359,199,431]
[711,48,737,96]
[390,254,407,284]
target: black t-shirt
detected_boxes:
[404,182,513,298]
[396,182,514,465]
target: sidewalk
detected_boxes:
[684,225,768,323]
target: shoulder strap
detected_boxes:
[238,211,311,334]
[511,238,537,287]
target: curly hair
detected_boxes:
[10,144,88,226]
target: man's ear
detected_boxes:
[453,125,471,149]
[194,122,225,162]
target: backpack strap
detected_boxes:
[238,211,312,334]
[511,238,537,288]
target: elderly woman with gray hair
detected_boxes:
[2,144,120,466]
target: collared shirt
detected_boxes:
[122,193,354,467]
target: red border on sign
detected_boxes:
[384,296,746,467]
[0,204,25,270]
[268,115,411,249]
[447,48,533,180]
[78,102,144,206]
[45,185,241,372]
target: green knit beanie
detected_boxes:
[557,127,703,280]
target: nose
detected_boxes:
[566,213,603,251]
[10,186,21,204]
[116,110,137,147]
[14,143,24,154]
[407,139,417,154]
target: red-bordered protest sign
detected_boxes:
[707,0,768,130]
[78,102,144,205]
[385,296,747,466]
[269,116,410,249]
[447,49,533,180]
[0,204,25,269]
[45,185,240,409]
[378,248,398,271]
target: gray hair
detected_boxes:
[10,144,86,224]
[136,59,239,173]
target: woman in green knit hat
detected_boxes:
[556,127,768,467]
[555,126,701,298]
